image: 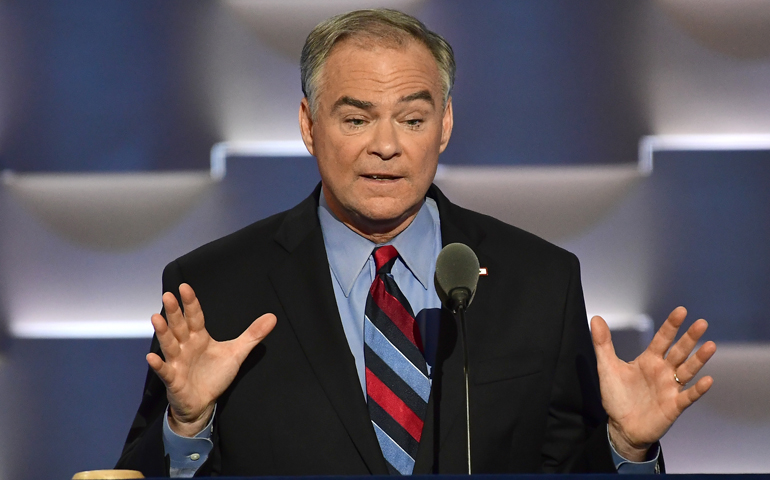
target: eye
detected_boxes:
[404,118,424,128]
[345,118,366,127]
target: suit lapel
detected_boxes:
[268,189,388,475]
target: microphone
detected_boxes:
[434,243,479,475]
[435,243,480,313]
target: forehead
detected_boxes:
[318,38,442,105]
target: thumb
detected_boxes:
[232,313,277,364]
[590,315,617,367]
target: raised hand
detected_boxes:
[146,283,277,437]
[591,306,716,461]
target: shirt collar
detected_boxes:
[318,190,438,297]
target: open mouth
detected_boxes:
[364,174,400,180]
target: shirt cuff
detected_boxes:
[607,424,661,474]
[162,405,215,478]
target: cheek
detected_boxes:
[321,138,361,173]
[317,151,360,194]
[413,145,440,178]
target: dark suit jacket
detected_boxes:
[116,184,617,476]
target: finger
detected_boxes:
[676,375,714,412]
[666,318,709,367]
[232,313,278,365]
[675,340,717,385]
[647,306,688,356]
[164,290,190,342]
[147,352,176,386]
[179,283,205,333]
[590,316,618,371]
[152,313,180,358]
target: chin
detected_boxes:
[357,200,419,225]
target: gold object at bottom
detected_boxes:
[72,470,144,479]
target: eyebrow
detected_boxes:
[330,90,435,113]
[331,96,374,113]
[399,90,434,106]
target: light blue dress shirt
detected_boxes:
[162,192,657,475]
[318,192,443,396]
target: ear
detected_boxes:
[299,97,315,156]
[438,97,454,154]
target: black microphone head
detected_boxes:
[435,243,480,312]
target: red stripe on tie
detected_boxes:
[370,278,424,352]
[366,367,423,442]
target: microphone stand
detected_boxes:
[453,291,472,475]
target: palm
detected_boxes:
[147,283,276,434]
[160,326,245,421]
[591,307,716,459]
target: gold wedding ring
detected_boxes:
[674,372,686,386]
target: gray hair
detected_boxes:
[300,9,456,115]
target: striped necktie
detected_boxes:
[364,245,431,475]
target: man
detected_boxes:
[117,9,715,477]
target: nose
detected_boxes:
[367,120,402,160]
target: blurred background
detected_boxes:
[0,0,768,478]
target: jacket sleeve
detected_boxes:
[540,253,617,473]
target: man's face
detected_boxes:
[299,38,453,240]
